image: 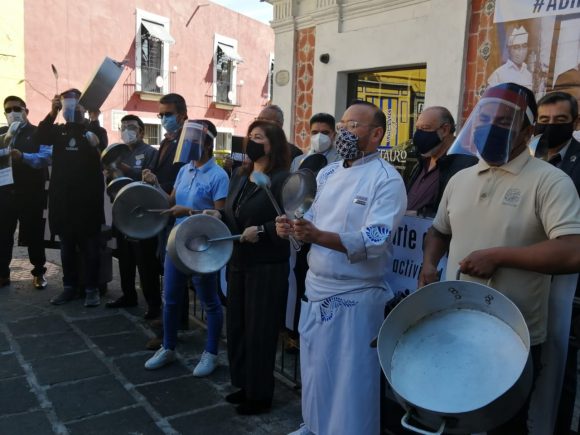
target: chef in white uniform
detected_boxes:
[277,101,407,435]
[488,25,533,90]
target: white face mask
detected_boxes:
[6,111,24,125]
[310,132,332,153]
[573,129,580,143]
[121,129,138,144]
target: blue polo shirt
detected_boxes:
[174,158,229,224]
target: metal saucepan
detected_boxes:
[298,153,328,175]
[252,171,302,251]
[282,169,317,219]
[112,182,169,239]
[101,142,131,168]
[167,214,234,274]
[377,279,532,434]
[106,176,133,201]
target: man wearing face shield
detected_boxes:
[105,114,161,319]
[276,101,407,435]
[488,26,533,90]
[0,96,50,290]
[534,91,580,435]
[36,89,108,307]
[420,83,580,434]
[406,106,478,216]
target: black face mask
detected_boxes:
[534,122,574,149]
[473,124,513,165]
[246,139,266,162]
[413,129,442,155]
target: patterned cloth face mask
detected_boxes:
[335,129,361,160]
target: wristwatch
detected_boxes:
[256,225,265,239]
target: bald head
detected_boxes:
[418,106,456,134]
[258,105,284,127]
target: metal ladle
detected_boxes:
[130,206,168,217]
[251,171,302,251]
[186,234,242,252]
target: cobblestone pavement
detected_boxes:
[0,247,301,435]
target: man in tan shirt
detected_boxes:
[420,83,580,435]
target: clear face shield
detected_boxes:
[447,86,533,166]
[174,121,214,164]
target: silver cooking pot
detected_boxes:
[377,278,532,434]
[112,182,169,239]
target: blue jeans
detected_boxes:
[162,255,223,354]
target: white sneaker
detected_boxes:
[288,423,313,435]
[84,288,100,307]
[192,351,218,377]
[144,347,176,370]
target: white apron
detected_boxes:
[299,287,390,435]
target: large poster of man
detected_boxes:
[461,1,580,124]
[492,1,580,100]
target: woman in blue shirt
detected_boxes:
[143,120,229,377]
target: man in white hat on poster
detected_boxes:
[488,25,533,90]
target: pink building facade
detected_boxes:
[21,1,274,150]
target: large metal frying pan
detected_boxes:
[167,214,234,274]
[377,278,532,434]
[282,169,317,219]
[112,182,169,239]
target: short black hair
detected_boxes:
[160,93,187,115]
[4,96,26,108]
[120,114,144,130]
[310,112,335,130]
[191,119,218,156]
[537,91,578,120]
[349,100,387,140]
[60,88,82,98]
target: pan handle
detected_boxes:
[401,410,445,435]
[455,268,493,287]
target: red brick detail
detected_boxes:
[293,27,315,150]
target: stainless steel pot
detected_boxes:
[166,214,234,274]
[377,279,532,434]
[112,182,169,239]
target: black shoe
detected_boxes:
[143,309,161,320]
[33,275,48,290]
[235,399,272,415]
[50,287,77,305]
[0,277,10,288]
[225,389,246,404]
[105,296,138,308]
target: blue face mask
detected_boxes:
[473,124,512,165]
[162,114,180,133]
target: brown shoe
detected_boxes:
[33,275,48,290]
[146,337,162,350]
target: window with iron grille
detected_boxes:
[141,23,163,93]
[213,35,242,106]
[144,123,161,146]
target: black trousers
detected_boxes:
[60,232,100,290]
[116,230,161,312]
[0,191,46,278]
[227,261,289,402]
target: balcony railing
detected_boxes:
[123,66,176,103]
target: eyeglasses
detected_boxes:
[4,106,24,114]
[120,124,140,132]
[335,120,378,132]
[157,112,175,119]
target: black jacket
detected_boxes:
[222,168,290,268]
[406,153,478,217]
[560,139,580,195]
[36,113,106,237]
[153,133,184,194]
[0,122,47,196]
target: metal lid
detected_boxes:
[78,57,124,111]
[112,182,169,239]
[167,214,233,274]
[282,169,317,218]
[101,143,131,168]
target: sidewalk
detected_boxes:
[0,247,301,435]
